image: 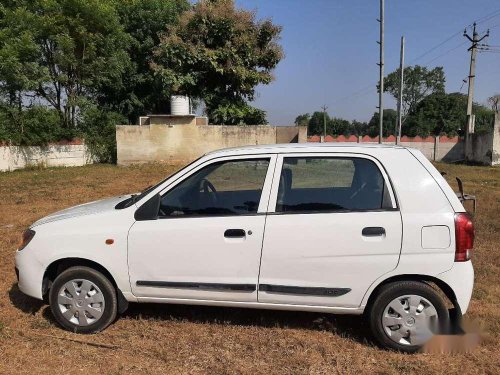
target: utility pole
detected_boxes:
[377,0,385,144]
[396,36,405,145]
[463,22,489,158]
[321,104,328,142]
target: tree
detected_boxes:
[307,111,328,135]
[0,0,130,128]
[152,0,283,124]
[304,111,354,136]
[294,113,310,126]
[488,94,500,112]
[404,92,494,136]
[208,99,267,125]
[367,109,398,137]
[383,65,445,120]
[351,120,368,136]
[99,0,189,123]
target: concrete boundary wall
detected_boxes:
[307,135,464,162]
[0,140,91,172]
[308,112,500,165]
[117,124,307,165]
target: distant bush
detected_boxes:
[78,104,126,164]
[0,105,76,145]
[0,103,124,164]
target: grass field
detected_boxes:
[0,162,498,374]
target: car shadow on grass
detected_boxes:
[122,302,372,345]
[9,283,45,315]
[9,283,373,346]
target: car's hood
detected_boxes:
[31,195,133,228]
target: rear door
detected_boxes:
[258,153,402,308]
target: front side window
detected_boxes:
[159,159,270,217]
[276,157,392,213]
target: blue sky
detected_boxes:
[235,0,500,125]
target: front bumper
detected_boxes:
[15,248,44,300]
[437,260,474,314]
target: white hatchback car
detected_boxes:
[15,143,474,352]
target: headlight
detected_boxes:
[19,229,35,251]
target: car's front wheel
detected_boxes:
[367,281,450,352]
[49,266,117,333]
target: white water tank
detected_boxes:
[170,95,190,116]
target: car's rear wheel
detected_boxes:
[367,281,449,352]
[49,266,117,333]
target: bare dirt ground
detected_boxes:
[0,162,498,374]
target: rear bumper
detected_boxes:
[437,261,474,314]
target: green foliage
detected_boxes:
[100,0,189,123]
[383,65,446,119]
[78,103,126,163]
[404,93,495,136]
[152,0,283,124]
[305,111,365,136]
[294,113,310,126]
[367,109,398,137]
[0,0,130,127]
[209,99,267,125]
[0,105,75,145]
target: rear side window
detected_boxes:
[276,157,393,213]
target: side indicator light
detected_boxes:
[105,239,114,245]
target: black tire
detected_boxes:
[367,281,450,352]
[49,266,117,334]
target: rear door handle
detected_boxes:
[362,227,386,236]
[224,229,246,238]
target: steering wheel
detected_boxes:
[200,178,218,205]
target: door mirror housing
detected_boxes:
[134,193,161,221]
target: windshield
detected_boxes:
[115,156,204,209]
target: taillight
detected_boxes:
[454,213,474,262]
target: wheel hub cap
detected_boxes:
[406,317,415,326]
[382,294,438,346]
[57,279,105,326]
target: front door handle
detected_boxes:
[362,227,386,236]
[224,229,246,238]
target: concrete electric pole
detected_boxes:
[396,36,405,145]
[377,0,385,144]
[321,105,328,141]
[463,22,489,158]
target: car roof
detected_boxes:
[205,142,407,157]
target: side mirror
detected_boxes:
[134,193,161,221]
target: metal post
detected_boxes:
[377,0,385,144]
[396,36,405,145]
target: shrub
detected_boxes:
[79,104,126,163]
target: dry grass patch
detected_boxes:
[0,161,498,374]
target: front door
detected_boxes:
[128,155,276,302]
[258,154,403,308]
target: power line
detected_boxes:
[328,8,500,119]
[410,31,462,64]
[474,8,500,25]
[329,83,375,105]
[420,41,468,66]
[409,7,500,64]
